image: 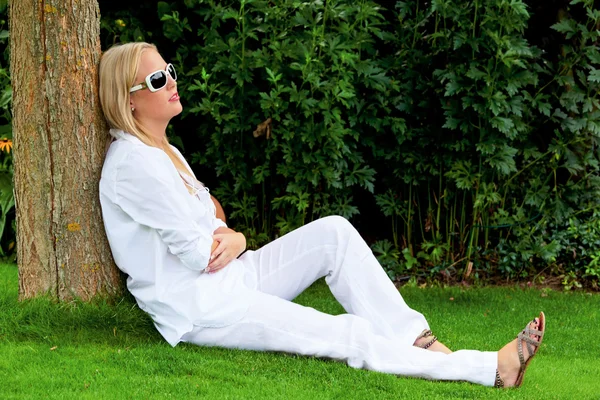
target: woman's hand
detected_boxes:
[206,230,246,273]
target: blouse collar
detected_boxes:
[109,129,143,145]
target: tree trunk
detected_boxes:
[10,0,121,300]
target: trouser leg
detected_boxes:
[181,290,498,386]
[240,215,429,345]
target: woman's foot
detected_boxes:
[496,313,545,387]
[413,330,453,354]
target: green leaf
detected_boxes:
[490,116,516,137]
[0,87,10,109]
[402,248,418,270]
[265,68,282,84]
[487,145,518,175]
[588,69,600,83]
[553,109,568,119]
[551,19,576,34]
[0,124,11,139]
[539,240,560,262]
[445,161,477,190]
[0,171,14,243]
[538,102,552,117]
[586,48,600,64]
[157,1,171,17]
[444,81,461,96]
[443,117,460,130]
[466,65,487,81]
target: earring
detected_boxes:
[131,107,135,112]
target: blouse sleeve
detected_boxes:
[212,216,227,231]
[113,149,213,272]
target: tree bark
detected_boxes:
[10,0,121,300]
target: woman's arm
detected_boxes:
[114,150,214,272]
[211,195,226,223]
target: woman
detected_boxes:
[98,42,545,388]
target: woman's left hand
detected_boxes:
[206,231,246,273]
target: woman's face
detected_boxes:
[130,49,182,127]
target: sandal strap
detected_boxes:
[414,329,436,349]
[517,331,540,345]
[516,323,542,369]
[421,336,438,349]
[494,369,505,388]
[519,333,540,358]
[517,335,526,371]
[417,329,433,339]
[519,324,541,347]
[523,327,543,336]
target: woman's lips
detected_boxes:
[169,93,180,102]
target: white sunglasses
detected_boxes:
[130,63,177,93]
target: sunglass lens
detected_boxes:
[149,71,167,91]
[167,64,177,81]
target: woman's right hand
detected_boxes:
[205,232,246,273]
[211,240,219,254]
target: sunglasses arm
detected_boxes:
[129,82,147,93]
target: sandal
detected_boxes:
[414,329,438,350]
[495,311,546,388]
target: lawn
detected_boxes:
[0,263,598,399]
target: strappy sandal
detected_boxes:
[495,311,546,388]
[414,329,438,350]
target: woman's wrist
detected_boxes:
[235,232,246,258]
[237,232,247,252]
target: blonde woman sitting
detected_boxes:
[98,42,545,389]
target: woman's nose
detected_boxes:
[167,74,176,88]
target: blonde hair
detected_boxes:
[99,42,192,181]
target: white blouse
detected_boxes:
[99,129,249,346]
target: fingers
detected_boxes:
[206,232,243,273]
[210,240,226,262]
[207,241,232,273]
[205,260,229,273]
[207,249,232,272]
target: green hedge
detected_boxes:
[0,0,13,259]
[5,0,600,288]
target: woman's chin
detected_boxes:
[169,102,183,117]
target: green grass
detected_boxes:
[0,264,598,399]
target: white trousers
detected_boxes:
[182,216,498,386]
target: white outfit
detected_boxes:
[99,129,498,386]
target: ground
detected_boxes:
[1,264,598,399]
